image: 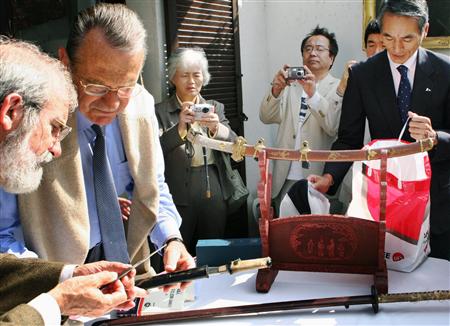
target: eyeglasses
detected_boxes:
[79,80,139,98]
[51,118,72,142]
[303,45,330,54]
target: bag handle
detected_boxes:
[397,116,411,142]
[379,149,388,223]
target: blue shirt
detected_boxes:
[0,101,181,257]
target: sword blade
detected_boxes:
[100,289,450,325]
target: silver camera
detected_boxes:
[287,66,306,80]
[192,104,213,120]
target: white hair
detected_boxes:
[167,47,211,87]
[0,37,77,118]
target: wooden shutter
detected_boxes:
[164,0,245,138]
[165,0,247,233]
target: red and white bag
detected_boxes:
[347,139,431,272]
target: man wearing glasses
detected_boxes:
[259,26,343,216]
[309,0,450,260]
[0,3,195,281]
[0,37,147,325]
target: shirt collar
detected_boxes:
[387,49,418,71]
[77,110,94,133]
[76,110,117,136]
[175,94,199,106]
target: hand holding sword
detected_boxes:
[102,250,270,293]
[100,244,167,291]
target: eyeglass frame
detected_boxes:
[51,118,72,142]
[78,79,139,98]
[303,44,330,54]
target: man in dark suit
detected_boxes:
[0,37,146,325]
[308,0,450,260]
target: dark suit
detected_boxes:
[0,254,63,321]
[324,48,450,259]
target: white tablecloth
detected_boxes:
[86,257,449,326]
[175,257,449,326]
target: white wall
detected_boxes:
[239,0,365,199]
[127,0,167,104]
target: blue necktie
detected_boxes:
[397,65,411,124]
[92,124,130,263]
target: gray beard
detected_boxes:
[0,129,52,194]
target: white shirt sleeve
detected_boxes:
[59,264,77,283]
[27,293,61,326]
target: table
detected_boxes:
[89,257,450,326]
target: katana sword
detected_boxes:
[95,287,450,325]
[135,257,272,289]
[186,129,436,163]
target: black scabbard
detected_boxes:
[136,266,209,289]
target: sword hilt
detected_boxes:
[379,289,450,304]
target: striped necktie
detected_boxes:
[299,96,308,126]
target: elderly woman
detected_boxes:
[155,47,237,255]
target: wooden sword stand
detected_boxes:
[187,131,435,295]
[255,146,389,294]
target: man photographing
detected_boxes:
[259,26,343,215]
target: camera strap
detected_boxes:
[202,145,211,199]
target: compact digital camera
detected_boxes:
[192,104,213,120]
[287,66,306,80]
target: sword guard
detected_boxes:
[231,136,247,162]
[371,285,379,314]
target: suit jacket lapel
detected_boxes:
[411,48,433,117]
[118,96,158,269]
[374,52,403,135]
[167,94,181,112]
[18,110,91,264]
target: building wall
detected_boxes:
[127,0,167,104]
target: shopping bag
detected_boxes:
[347,139,431,272]
[280,179,330,217]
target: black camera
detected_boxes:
[192,104,213,120]
[287,66,306,80]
